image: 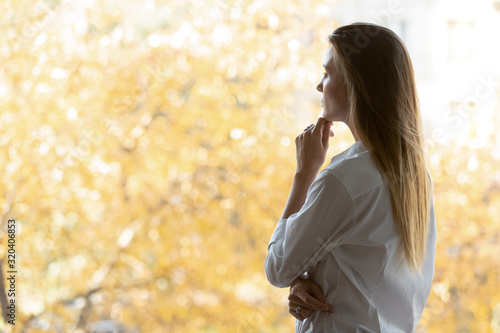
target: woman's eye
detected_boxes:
[323,72,327,77]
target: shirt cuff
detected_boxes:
[267,218,287,251]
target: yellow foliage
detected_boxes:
[0,0,499,332]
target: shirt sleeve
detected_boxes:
[265,172,355,288]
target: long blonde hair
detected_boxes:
[329,23,431,273]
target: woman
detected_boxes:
[265,23,437,332]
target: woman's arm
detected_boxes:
[281,117,333,219]
[266,172,354,287]
[266,118,357,288]
[280,171,317,219]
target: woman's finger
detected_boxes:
[288,294,310,307]
[289,307,307,320]
[307,284,334,312]
[292,290,330,311]
[289,297,309,309]
[300,307,313,318]
[288,302,314,320]
[288,301,303,320]
[312,117,327,135]
[289,291,326,311]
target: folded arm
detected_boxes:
[265,172,354,288]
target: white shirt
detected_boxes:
[265,140,437,333]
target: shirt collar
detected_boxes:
[348,140,367,156]
[328,140,367,165]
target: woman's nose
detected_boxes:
[316,82,322,93]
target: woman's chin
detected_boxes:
[321,111,334,122]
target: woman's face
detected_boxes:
[316,45,350,122]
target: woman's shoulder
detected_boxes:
[322,148,387,199]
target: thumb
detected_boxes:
[312,117,326,135]
[322,121,332,147]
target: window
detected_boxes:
[448,20,475,62]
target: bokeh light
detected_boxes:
[0,0,499,332]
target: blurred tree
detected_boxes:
[0,0,499,332]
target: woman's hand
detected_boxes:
[288,276,334,321]
[295,117,334,175]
